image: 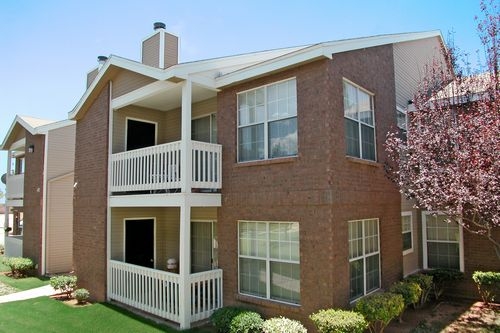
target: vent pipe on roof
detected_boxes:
[154,22,166,30]
[97,56,108,66]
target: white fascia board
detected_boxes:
[111,80,178,110]
[215,44,332,88]
[69,56,166,120]
[34,119,76,135]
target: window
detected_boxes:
[191,221,218,273]
[192,114,217,143]
[344,80,376,161]
[349,218,380,300]
[237,78,297,162]
[423,213,463,271]
[396,106,408,141]
[402,212,413,255]
[238,221,300,304]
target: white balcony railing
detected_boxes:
[108,260,223,325]
[110,141,221,193]
[6,174,24,200]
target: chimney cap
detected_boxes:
[154,22,166,30]
[97,55,108,64]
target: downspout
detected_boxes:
[41,134,49,275]
[106,81,113,300]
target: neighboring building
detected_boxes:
[68,22,447,329]
[399,73,500,296]
[0,116,76,274]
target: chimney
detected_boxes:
[142,22,178,69]
[86,56,109,88]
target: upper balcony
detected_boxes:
[110,140,221,194]
[6,173,24,203]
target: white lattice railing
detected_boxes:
[108,261,223,324]
[110,141,221,193]
[6,174,24,200]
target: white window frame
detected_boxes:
[123,217,157,268]
[343,79,376,161]
[237,78,298,162]
[125,117,158,151]
[396,105,408,132]
[422,212,464,272]
[237,220,300,305]
[348,218,381,301]
[402,212,413,256]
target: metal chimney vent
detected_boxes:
[154,22,166,30]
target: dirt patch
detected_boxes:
[386,299,500,333]
[50,293,92,307]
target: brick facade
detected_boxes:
[73,83,110,301]
[22,131,45,273]
[217,45,402,327]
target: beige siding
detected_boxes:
[46,124,76,180]
[192,207,217,220]
[87,68,99,88]
[393,37,443,109]
[13,126,26,143]
[112,71,156,99]
[46,173,74,273]
[112,97,217,153]
[142,33,160,68]
[164,32,179,68]
[110,207,180,270]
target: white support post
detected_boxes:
[178,202,191,329]
[180,80,192,193]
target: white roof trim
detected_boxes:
[112,80,178,110]
[216,30,443,87]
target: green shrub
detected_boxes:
[263,317,307,333]
[472,271,500,304]
[425,269,464,300]
[310,309,367,333]
[2,257,34,277]
[229,311,263,333]
[210,306,249,333]
[73,288,90,304]
[389,281,422,322]
[404,273,433,307]
[354,292,404,333]
[49,275,77,298]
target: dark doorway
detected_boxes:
[125,219,154,268]
[126,119,156,151]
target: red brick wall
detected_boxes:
[217,44,402,327]
[23,132,45,273]
[73,83,110,301]
[448,228,500,298]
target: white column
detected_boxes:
[178,202,191,329]
[180,80,192,193]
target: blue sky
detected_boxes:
[0,0,488,200]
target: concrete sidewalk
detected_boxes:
[0,285,55,303]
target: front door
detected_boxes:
[126,119,156,151]
[125,219,154,268]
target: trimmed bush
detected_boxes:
[210,306,249,333]
[354,292,404,333]
[472,271,500,304]
[310,309,367,333]
[425,269,464,300]
[404,273,433,307]
[73,288,90,304]
[389,281,422,322]
[263,317,307,333]
[2,257,34,277]
[49,275,77,298]
[229,311,263,333]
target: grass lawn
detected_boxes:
[0,296,214,332]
